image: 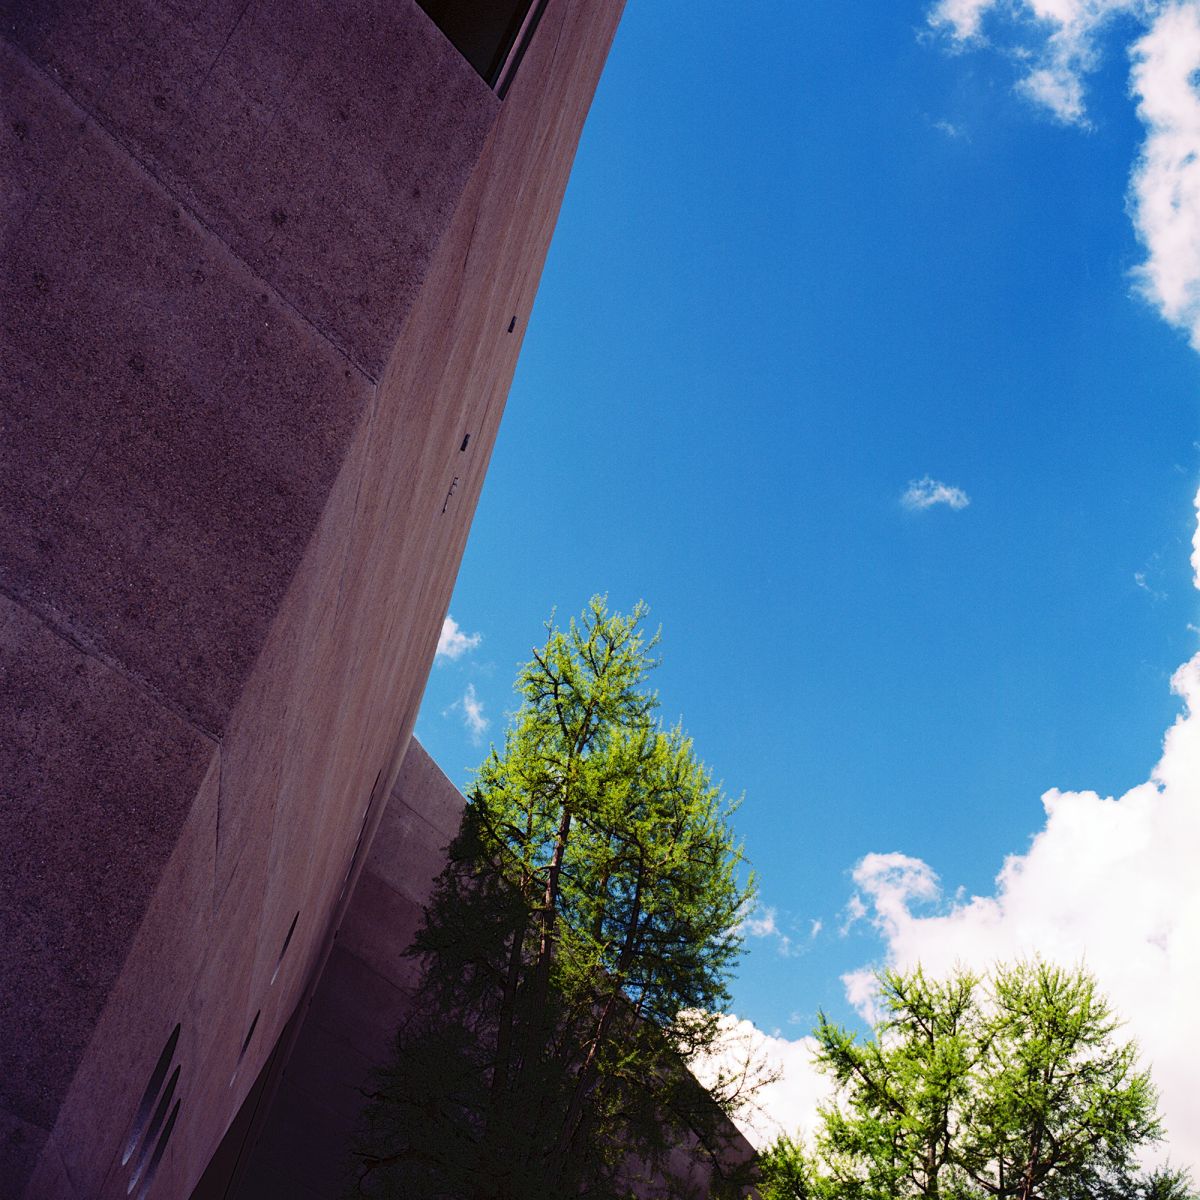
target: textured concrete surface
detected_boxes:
[2,0,498,376]
[228,740,758,1199]
[0,1,624,1196]
[0,36,370,735]
[0,593,213,1135]
[231,740,464,1199]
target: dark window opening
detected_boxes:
[270,911,300,986]
[128,1066,180,1194]
[416,0,545,93]
[122,1025,181,1166]
[135,1100,181,1200]
[229,1011,262,1089]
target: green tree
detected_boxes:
[758,962,1193,1200]
[353,598,759,1199]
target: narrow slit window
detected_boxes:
[416,0,544,93]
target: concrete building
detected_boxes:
[1,1,625,1194]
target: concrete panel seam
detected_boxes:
[0,50,87,263]
[190,0,256,107]
[332,389,379,628]
[1,36,378,385]
[389,794,462,846]
[310,949,414,1023]
[0,577,220,750]
[213,742,225,915]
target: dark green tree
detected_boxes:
[758,962,1193,1200]
[352,598,759,1199]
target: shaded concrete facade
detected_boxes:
[0,2,623,1196]
[222,739,759,1199]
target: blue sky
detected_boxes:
[417,0,1200,1160]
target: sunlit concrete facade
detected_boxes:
[0,2,624,1195]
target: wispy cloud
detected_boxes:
[839,892,868,935]
[461,684,487,740]
[927,0,1143,127]
[738,904,781,939]
[1192,489,1200,587]
[1129,3,1200,352]
[738,903,797,956]
[927,1,1200,352]
[436,614,482,662]
[737,903,822,958]
[901,476,971,511]
[443,682,489,743]
[933,117,970,139]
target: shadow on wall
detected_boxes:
[227,740,757,1200]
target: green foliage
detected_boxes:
[352,598,758,1199]
[758,962,1193,1200]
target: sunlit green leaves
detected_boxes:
[759,962,1193,1200]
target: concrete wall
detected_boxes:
[0,2,623,1195]
[229,739,466,1198]
[223,739,758,1199]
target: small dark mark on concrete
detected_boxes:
[152,94,167,111]
[12,120,28,140]
[32,270,47,292]
[270,208,287,227]
[460,434,470,452]
[507,316,516,333]
[259,292,268,303]
[344,369,352,379]
[35,537,51,554]
[411,185,421,199]
[128,354,146,375]
[191,269,205,285]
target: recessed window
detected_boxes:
[229,1010,261,1088]
[121,1024,183,1200]
[416,0,545,94]
[270,911,300,986]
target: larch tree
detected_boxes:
[758,961,1194,1200]
[352,598,760,1199]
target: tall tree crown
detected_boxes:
[759,961,1193,1200]
[354,598,758,1199]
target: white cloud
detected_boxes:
[1018,63,1089,123]
[1192,488,1200,586]
[739,905,780,939]
[839,892,868,935]
[443,683,489,742]
[738,903,808,957]
[930,0,995,40]
[833,492,1200,1167]
[926,0,1200,384]
[461,683,488,741]
[435,614,482,662]
[722,495,1200,1166]
[1130,3,1200,352]
[928,0,1147,126]
[692,1016,834,1150]
[901,476,971,511]
[934,117,970,138]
